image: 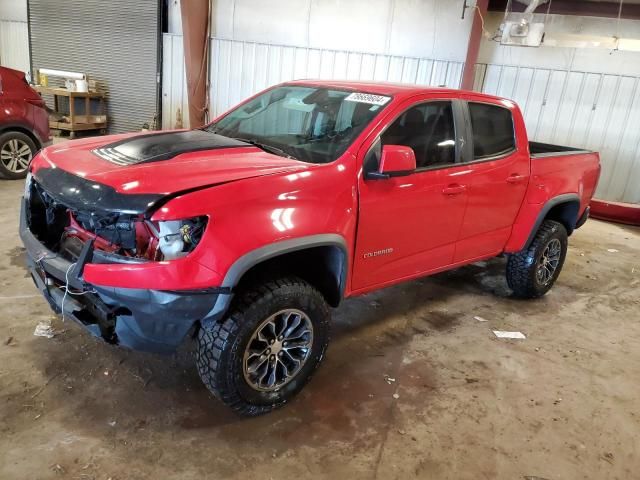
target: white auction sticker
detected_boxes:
[344,92,391,106]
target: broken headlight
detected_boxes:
[148,216,208,260]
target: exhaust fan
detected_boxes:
[500,0,549,47]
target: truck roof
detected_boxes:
[284,79,503,102]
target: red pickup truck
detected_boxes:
[20,81,600,415]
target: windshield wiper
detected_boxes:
[234,137,296,160]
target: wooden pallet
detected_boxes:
[35,86,108,138]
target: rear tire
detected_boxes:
[196,277,331,416]
[506,220,568,299]
[0,131,37,179]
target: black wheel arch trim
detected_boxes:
[524,193,581,250]
[203,234,349,324]
[575,206,590,230]
[0,122,43,149]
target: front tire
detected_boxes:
[0,131,37,179]
[196,277,330,416]
[506,220,568,299]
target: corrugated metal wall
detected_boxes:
[0,20,29,73]
[210,37,464,118]
[162,34,189,131]
[161,34,464,129]
[475,64,640,204]
[28,0,160,133]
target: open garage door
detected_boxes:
[28,0,161,133]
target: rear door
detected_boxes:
[0,72,4,114]
[453,100,530,262]
[0,69,28,127]
[352,97,470,292]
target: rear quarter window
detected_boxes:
[468,102,516,160]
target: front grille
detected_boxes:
[27,179,71,251]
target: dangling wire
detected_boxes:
[60,262,96,322]
[474,4,491,39]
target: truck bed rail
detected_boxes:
[530,141,592,159]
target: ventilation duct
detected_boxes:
[517,0,550,14]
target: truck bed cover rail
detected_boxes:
[530,141,592,159]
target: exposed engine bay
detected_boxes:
[26,177,206,262]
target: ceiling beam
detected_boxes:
[488,0,640,20]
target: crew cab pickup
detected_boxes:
[20,81,601,415]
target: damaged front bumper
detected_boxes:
[19,198,229,354]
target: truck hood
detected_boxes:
[33,130,311,196]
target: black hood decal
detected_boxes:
[93,130,248,166]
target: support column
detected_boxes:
[461,0,489,91]
[180,0,210,128]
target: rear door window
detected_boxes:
[468,102,515,160]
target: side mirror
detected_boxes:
[366,145,416,180]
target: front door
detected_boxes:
[352,100,469,292]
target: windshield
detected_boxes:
[206,86,391,164]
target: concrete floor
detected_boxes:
[0,179,639,480]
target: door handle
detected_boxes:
[506,174,527,184]
[442,184,466,195]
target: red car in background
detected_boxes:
[0,66,50,179]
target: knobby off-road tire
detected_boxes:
[196,276,331,416]
[506,220,568,299]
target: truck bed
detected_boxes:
[529,141,592,158]
[505,146,600,252]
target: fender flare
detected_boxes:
[524,193,580,249]
[203,234,349,324]
[0,122,43,148]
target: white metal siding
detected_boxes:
[169,0,475,61]
[162,34,640,205]
[475,63,640,204]
[162,34,464,128]
[0,20,29,73]
[28,0,160,133]
[161,34,189,130]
